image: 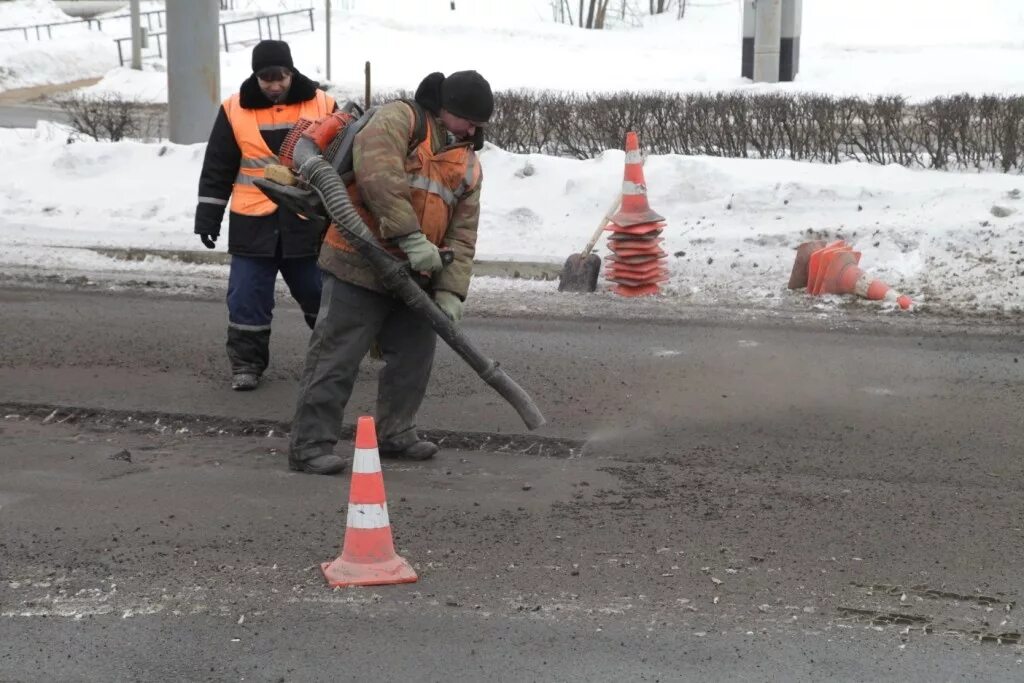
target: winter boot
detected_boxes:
[231,372,261,391]
[379,440,438,461]
[288,452,347,475]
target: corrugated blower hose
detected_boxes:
[254,104,546,431]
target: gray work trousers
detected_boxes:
[289,273,437,462]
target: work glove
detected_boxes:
[199,233,217,249]
[398,231,443,273]
[433,290,463,323]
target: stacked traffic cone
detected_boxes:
[603,132,669,297]
[321,416,418,588]
[789,240,912,310]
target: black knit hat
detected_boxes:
[440,70,493,123]
[251,40,294,74]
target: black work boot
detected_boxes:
[288,453,347,475]
[379,440,438,461]
[231,372,261,391]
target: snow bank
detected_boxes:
[2,121,1022,314]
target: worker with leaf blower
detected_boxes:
[194,40,336,392]
[287,70,493,476]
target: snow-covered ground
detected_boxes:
[1,0,1023,317]
[6,0,1024,102]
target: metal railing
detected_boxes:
[0,9,165,41]
[113,8,315,67]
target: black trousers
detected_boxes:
[289,274,437,461]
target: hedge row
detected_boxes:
[373,90,1024,172]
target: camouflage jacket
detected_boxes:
[318,100,482,299]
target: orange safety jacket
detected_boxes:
[223,89,334,216]
[325,115,480,254]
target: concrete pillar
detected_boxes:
[753,0,782,84]
[325,0,332,81]
[129,0,142,70]
[780,0,802,82]
[741,0,755,80]
[166,0,220,144]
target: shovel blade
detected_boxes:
[558,253,602,292]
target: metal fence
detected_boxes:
[113,8,315,67]
[0,9,165,41]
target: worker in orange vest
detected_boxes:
[194,40,336,391]
[287,70,492,475]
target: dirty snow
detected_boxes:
[1,121,1021,314]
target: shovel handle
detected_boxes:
[581,197,621,257]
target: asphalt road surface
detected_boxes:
[0,104,68,129]
[1,283,1023,681]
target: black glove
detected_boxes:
[199,233,217,249]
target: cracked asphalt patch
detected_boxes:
[0,401,584,458]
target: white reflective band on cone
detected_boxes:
[625,149,642,164]
[346,503,390,529]
[853,271,873,297]
[352,447,382,474]
[621,180,647,195]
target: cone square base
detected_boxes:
[607,238,664,257]
[606,263,668,279]
[606,221,665,236]
[612,283,662,297]
[787,240,827,290]
[608,231,662,242]
[606,250,668,264]
[321,554,418,588]
[605,273,670,287]
[807,241,856,295]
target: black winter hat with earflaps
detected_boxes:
[414,70,493,123]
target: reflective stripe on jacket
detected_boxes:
[223,89,334,216]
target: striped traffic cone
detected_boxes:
[609,132,665,228]
[819,249,913,310]
[321,416,418,588]
[604,132,669,297]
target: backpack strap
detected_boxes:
[328,100,429,176]
[399,98,429,152]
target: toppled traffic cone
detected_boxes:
[789,240,912,310]
[604,132,668,297]
[321,416,418,588]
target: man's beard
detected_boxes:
[263,87,288,103]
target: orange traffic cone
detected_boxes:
[790,240,912,310]
[818,249,912,310]
[603,132,668,297]
[807,241,856,295]
[321,416,418,588]
[609,132,665,228]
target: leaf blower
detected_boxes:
[254,102,546,431]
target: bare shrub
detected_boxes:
[58,93,165,142]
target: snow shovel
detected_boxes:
[557,198,620,293]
